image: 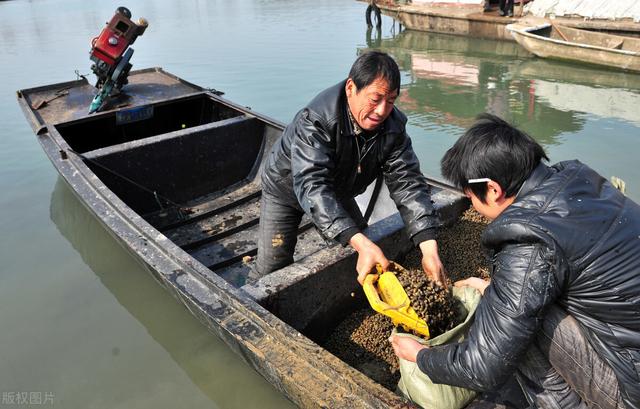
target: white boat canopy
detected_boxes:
[525,0,640,22]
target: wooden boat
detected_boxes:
[17,68,469,408]
[507,23,640,73]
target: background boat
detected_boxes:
[507,23,640,73]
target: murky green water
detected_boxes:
[1,0,639,408]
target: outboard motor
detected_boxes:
[89,6,148,113]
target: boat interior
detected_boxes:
[532,24,640,52]
[54,90,337,288]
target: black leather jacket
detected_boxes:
[418,161,640,409]
[261,80,437,244]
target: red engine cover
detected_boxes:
[91,27,128,66]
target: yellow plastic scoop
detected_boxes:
[362,264,430,339]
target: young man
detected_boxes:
[391,114,640,408]
[257,51,445,285]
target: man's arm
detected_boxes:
[383,133,437,241]
[415,242,564,391]
[383,130,444,282]
[291,109,358,240]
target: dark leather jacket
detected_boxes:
[418,161,640,409]
[261,80,437,244]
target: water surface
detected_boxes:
[1,0,639,408]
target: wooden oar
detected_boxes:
[553,23,569,42]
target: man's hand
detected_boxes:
[390,334,428,363]
[349,233,390,284]
[454,277,490,295]
[419,240,446,286]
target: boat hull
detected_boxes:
[508,23,640,73]
[17,68,468,408]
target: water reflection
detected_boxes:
[365,29,640,144]
[368,30,581,144]
[366,26,382,49]
[532,80,640,128]
[49,178,293,409]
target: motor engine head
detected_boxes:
[89,6,148,89]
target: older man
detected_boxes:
[257,51,445,285]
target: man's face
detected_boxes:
[345,76,398,131]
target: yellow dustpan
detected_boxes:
[362,264,430,339]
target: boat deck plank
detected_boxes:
[188,218,321,266]
[188,219,327,287]
[163,195,261,249]
[145,181,261,230]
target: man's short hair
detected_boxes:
[348,51,400,94]
[441,113,548,202]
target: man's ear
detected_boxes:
[486,180,506,204]
[345,78,356,98]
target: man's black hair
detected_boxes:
[441,113,548,202]
[348,51,400,94]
